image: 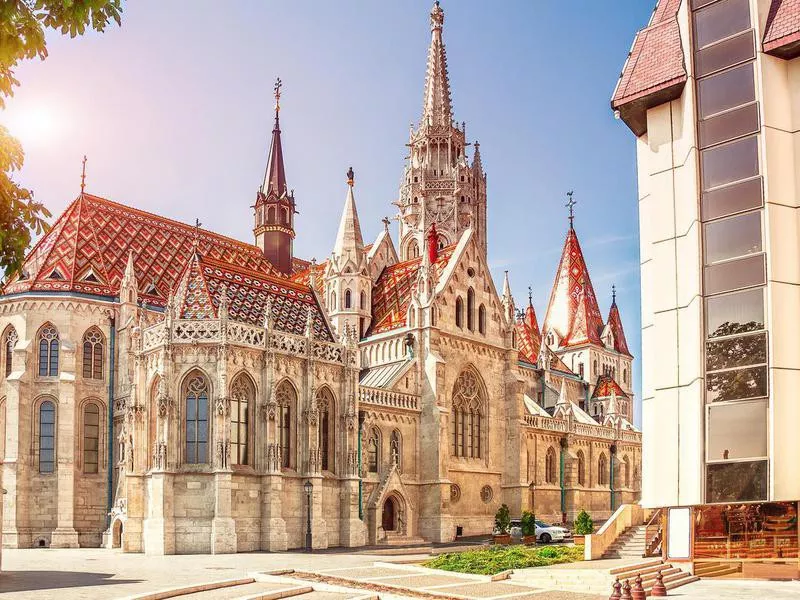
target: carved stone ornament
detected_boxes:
[305,407,319,427]
[265,400,278,421]
[215,395,229,417]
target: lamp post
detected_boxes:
[304,479,313,552]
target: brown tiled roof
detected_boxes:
[611,0,686,136]
[764,0,800,59]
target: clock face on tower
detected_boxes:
[426,197,454,225]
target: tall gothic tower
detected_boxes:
[254,79,296,275]
[397,1,487,261]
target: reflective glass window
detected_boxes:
[695,31,755,79]
[707,400,767,461]
[706,365,767,403]
[701,177,762,221]
[704,253,765,295]
[707,460,767,503]
[706,288,764,338]
[704,211,761,265]
[701,136,759,191]
[693,0,750,49]
[698,63,755,119]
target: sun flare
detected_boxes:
[3,103,64,146]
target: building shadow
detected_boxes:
[0,571,142,593]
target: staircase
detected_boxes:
[381,531,428,546]
[694,561,742,578]
[602,525,647,558]
[609,560,700,595]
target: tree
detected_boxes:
[574,509,594,535]
[0,1,122,278]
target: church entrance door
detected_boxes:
[382,497,396,531]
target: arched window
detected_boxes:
[450,368,485,458]
[577,449,586,486]
[230,374,253,466]
[455,297,464,328]
[594,360,598,376]
[624,456,631,488]
[82,327,104,380]
[39,400,56,473]
[282,206,290,225]
[83,402,100,474]
[3,325,17,378]
[623,368,628,384]
[390,429,402,471]
[360,290,367,310]
[37,323,59,377]
[267,206,276,223]
[545,446,558,484]
[598,453,608,486]
[366,427,380,473]
[345,289,352,309]
[184,373,209,464]
[478,304,486,335]
[316,387,334,471]
[467,288,475,331]
[330,291,337,311]
[276,380,296,469]
[407,239,420,259]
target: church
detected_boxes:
[0,2,640,553]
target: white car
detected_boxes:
[509,519,573,543]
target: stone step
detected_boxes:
[380,535,428,546]
[696,564,741,578]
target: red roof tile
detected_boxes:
[290,259,326,297]
[367,246,455,335]
[592,375,628,400]
[764,0,800,58]
[3,193,283,304]
[612,0,687,136]
[606,300,632,357]
[516,320,540,365]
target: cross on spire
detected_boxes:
[612,284,617,304]
[382,216,391,230]
[80,155,87,194]
[528,285,533,306]
[193,218,202,249]
[565,190,576,229]
[274,77,282,114]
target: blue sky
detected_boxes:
[5,0,653,418]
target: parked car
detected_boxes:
[510,518,573,543]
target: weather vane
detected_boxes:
[612,284,617,303]
[274,77,282,112]
[565,190,576,228]
[528,285,533,305]
[193,218,202,247]
[347,166,355,186]
[80,155,87,194]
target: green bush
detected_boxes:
[574,510,594,535]
[494,503,511,534]
[423,544,584,575]
[520,511,536,537]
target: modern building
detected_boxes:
[0,2,640,554]
[614,0,800,578]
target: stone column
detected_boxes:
[143,471,175,555]
[211,470,237,553]
[2,340,29,548]
[51,341,79,548]
[260,469,288,551]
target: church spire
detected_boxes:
[421,1,453,128]
[332,167,364,263]
[262,78,287,197]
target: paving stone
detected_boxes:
[433,581,539,597]
[178,581,299,599]
[320,566,411,580]
[375,573,469,588]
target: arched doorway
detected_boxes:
[382,497,397,531]
[112,519,123,548]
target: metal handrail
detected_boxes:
[644,507,665,557]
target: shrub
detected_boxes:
[423,544,584,575]
[574,510,594,535]
[494,503,511,534]
[520,510,536,537]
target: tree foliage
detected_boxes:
[574,509,594,535]
[0,1,122,278]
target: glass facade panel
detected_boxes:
[706,332,767,371]
[704,211,761,265]
[693,0,750,49]
[703,253,765,295]
[706,288,764,338]
[706,461,768,503]
[698,62,754,119]
[701,136,759,190]
[701,177,762,221]
[706,365,767,403]
[707,400,767,461]
[699,102,759,149]
[695,30,755,78]
[694,503,798,559]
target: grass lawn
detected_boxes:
[423,544,584,575]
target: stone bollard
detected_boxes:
[631,574,646,600]
[650,570,668,596]
[620,579,633,600]
[609,577,622,600]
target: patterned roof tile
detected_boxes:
[592,374,628,400]
[606,300,632,357]
[764,0,800,58]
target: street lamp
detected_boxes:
[304,479,313,552]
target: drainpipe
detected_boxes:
[106,316,116,528]
[358,410,366,520]
[559,437,567,523]
[610,443,617,512]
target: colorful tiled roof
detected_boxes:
[175,252,333,341]
[516,319,540,365]
[592,375,628,400]
[290,259,326,297]
[606,299,632,357]
[764,0,800,58]
[543,228,605,348]
[367,246,455,335]
[611,0,686,136]
[3,193,282,304]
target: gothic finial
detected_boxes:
[612,284,617,304]
[382,216,391,231]
[347,166,355,187]
[80,155,87,194]
[274,77,282,114]
[565,190,576,229]
[528,285,533,306]
[430,0,444,30]
[193,218,202,250]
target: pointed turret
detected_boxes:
[120,250,138,305]
[324,168,371,338]
[501,270,514,323]
[421,1,453,128]
[254,77,296,276]
[606,286,632,357]
[524,287,541,341]
[472,140,483,174]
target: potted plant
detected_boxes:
[493,504,512,544]
[520,510,537,545]
[573,509,594,544]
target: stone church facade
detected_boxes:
[0,2,640,554]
